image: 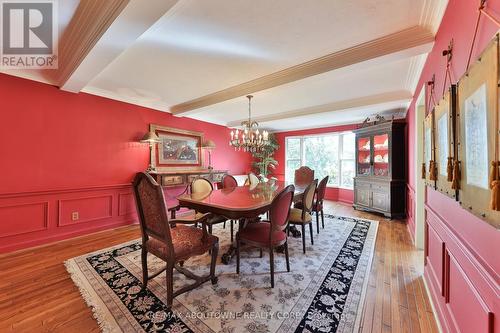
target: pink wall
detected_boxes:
[406,1,500,331]
[274,124,358,204]
[0,73,252,253]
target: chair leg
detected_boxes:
[269,246,275,288]
[301,224,306,254]
[316,211,320,234]
[210,242,219,284]
[284,241,290,272]
[321,210,325,229]
[309,223,314,245]
[236,238,240,274]
[208,224,213,234]
[223,221,226,229]
[259,248,263,258]
[230,220,234,243]
[166,265,174,309]
[141,247,148,290]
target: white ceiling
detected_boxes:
[2,0,448,132]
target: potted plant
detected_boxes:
[251,133,279,179]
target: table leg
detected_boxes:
[221,217,260,265]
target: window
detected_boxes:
[285,132,355,189]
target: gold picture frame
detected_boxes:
[434,85,457,199]
[423,111,436,188]
[150,124,205,172]
[457,34,500,229]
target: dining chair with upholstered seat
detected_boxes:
[220,174,238,241]
[288,179,318,254]
[236,184,295,288]
[132,172,219,309]
[294,166,314,185]
[191,177,228,234]
[295,175,329,233]
[221,174,238,188]
[245,172,260,186]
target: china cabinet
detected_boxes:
[353,121,406,218]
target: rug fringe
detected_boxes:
[64,260,115,333]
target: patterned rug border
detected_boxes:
[65,214,379,333]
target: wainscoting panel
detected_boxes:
[0,201,49,238]
[446,251,494,333]
[424,189,498,333]
[118,192,136,217]
[58,195,113,226]
[0,184,137,253]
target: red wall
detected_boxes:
[406,1,500,332]
[274,124,358,204]
[0,73,252,253]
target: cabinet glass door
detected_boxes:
[373,133,389,177]
[357,136,371,176]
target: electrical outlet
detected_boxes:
[71,212,79,221]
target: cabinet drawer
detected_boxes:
[355,188,370,207]
[162,175,184,186]
[371,183,389,192]
[372,191,389,211]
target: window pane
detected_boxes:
[303,135,339,186]
[286,138,301,159]
[341,160,355,189]
[342,132,355,159]
[285,159,301,182]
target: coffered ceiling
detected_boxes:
[1,0,448,132]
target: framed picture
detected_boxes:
[150,124,204,171]
[457,34,500,228]
[423,111,436,188]
[434,85,457,199]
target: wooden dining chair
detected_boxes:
[132,172,219,309]
[221,174,238,188]
[295,175,329,233]
[288,179,318,254]
[246,172,260,186]
[236,184,295,288]
[220,174,238,241]
[294,166,314,185]
[191,177,228,234]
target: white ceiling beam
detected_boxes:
[226,90,413,127]
[171,26,434,115]
[58,0,179,92]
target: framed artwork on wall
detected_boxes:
[457,34,500,228]
[150,124,204,171]
[434,85,457,199]
[423,111,436,188]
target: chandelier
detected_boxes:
[229,95,270,152]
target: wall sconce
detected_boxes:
[140,131,160,172]
[201,139,216,170]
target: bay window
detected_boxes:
[285,132,355,189]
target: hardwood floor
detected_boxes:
[0,201,438,332]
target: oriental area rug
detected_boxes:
[65,215,378,333]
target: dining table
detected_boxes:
[177,180,307,264]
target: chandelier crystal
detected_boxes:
[229,95,270,152]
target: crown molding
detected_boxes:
[404,53,428,92]
[419,0,449,33]
[170,26,433,115]
[226,90,413,128]
[56,0,130,88]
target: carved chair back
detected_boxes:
[294,166,315,185]
[132,172,174,257]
